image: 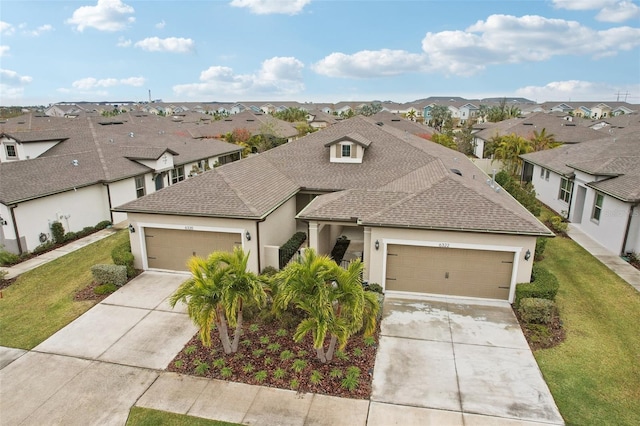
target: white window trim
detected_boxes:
[135,175,146,198]
[5,143,17,158]
[591,193,604,224]
[558,177,572,203]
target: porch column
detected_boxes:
[308,221,319,252]
[363,227,371,281]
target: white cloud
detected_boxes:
[116,37,132,47]
[421,14,640,75]
[173,56,304,98]
[71,76,145,90]
[24,24,54,37]
[155,20,166,29]
[0,68,33,99]
[514,80,640,101]
[312,14,640,79]
[312,49,429,78]
[134,37,195,53]
[0,21,15,35]
[552,0,640,22]
[66,0,135,32]
[597,1,640,22]
[0,45,9,57]
[230,0,311,15]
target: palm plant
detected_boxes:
[493,133,533,177]
[170,247,266,354]
[273,249,379,364]
[530,128,560,151]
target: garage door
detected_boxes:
[144,228,242,271]
[385,245,513,300]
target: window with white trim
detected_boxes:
[592,193,604,222]
[540,167,545,178]
[558,177,573,203]
[171,166,185,184]
[341,144,351,158]
[135,175,146,198]
[5,144,17,158]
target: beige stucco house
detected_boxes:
[116,116,552,303]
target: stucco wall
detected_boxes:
[126,212,258,272]
[625,206,640,254]
[531,165,570,215]
[13,185,110,252]
[577,191,630,255]
[367,227,537,301]
[257,197,297,271]
[108,178,140,224]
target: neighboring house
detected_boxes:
[370,111,436,137]
[306,109,340,129]
[521,130,640,256]
[0,114,242,254]
[116,116,552,304]
[187,110,298,141]
[472,112,606,159]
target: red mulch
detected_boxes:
[168,313,380,399]
[73,281,113,302]
[0,277,17,291]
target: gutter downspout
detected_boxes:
[9,205,22,254]
[566,176,575,221]
[621,203,638,256]
[256,218,266,273]
[103,183,114,223]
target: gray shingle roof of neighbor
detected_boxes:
[0,113,242,204]
[474,112,605,144]
[521,130,640,202]
[185,110,299,139]
[118,115,552,236]
[370,111,436,136]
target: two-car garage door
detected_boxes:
[385,244,514,300]
[144,228,241,271]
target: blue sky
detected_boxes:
[1,0,639,105]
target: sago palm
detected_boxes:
[170,247,266,354]
[274,249,379,364]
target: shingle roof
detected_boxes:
[0,113,242,203]
[521,131,640,202]
[118,115,551,236]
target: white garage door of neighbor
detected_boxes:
[385,244,514,300]
[144,227,241,271]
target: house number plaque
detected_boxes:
[438,243,450,248]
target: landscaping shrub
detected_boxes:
[535,237,548,261]
[518,298,557,325]
[91,264,127,286]
[77,226,96,238]
[31,241,54,255]
[51,221,65,244]
[0,269,8,281]
[0,246,20,266]
[63,232,78,242]
[495,171,541,216]
[261,266,278,276]
[549,216,568,234]
[279,232,307,269]
[111,241,135,278]
[94,283,118,295]
[365,283,384,294]
[515,264,559,307]
[95,220,112,230]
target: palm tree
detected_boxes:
[530,128,559,151]
[273,249,379,364]
[493,133,533,176]
[405,109,417,121]
[170,247,266,354]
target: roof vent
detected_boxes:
[450,168,462,176]
[376,122,383,126]
[71,159,79,166]
[129,132,134,137]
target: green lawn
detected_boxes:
[0,230,129,349]
[126,407,240,426]
[535,236,640,426]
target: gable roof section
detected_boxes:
[323,132,372,148]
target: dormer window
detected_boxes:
[325,132,371,164]
[5,143,17,159]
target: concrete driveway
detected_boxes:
[0,271,196,426]
[369,296,564,425]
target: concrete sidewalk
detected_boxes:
[1,227,118,279]
[567,224,640,293]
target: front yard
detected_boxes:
[534,236,640,426]
[0,230,130,349]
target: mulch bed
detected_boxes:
[74,281,113,302]
[0,277,17,291]
[168,314,379,399]
[513,307,565,351]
